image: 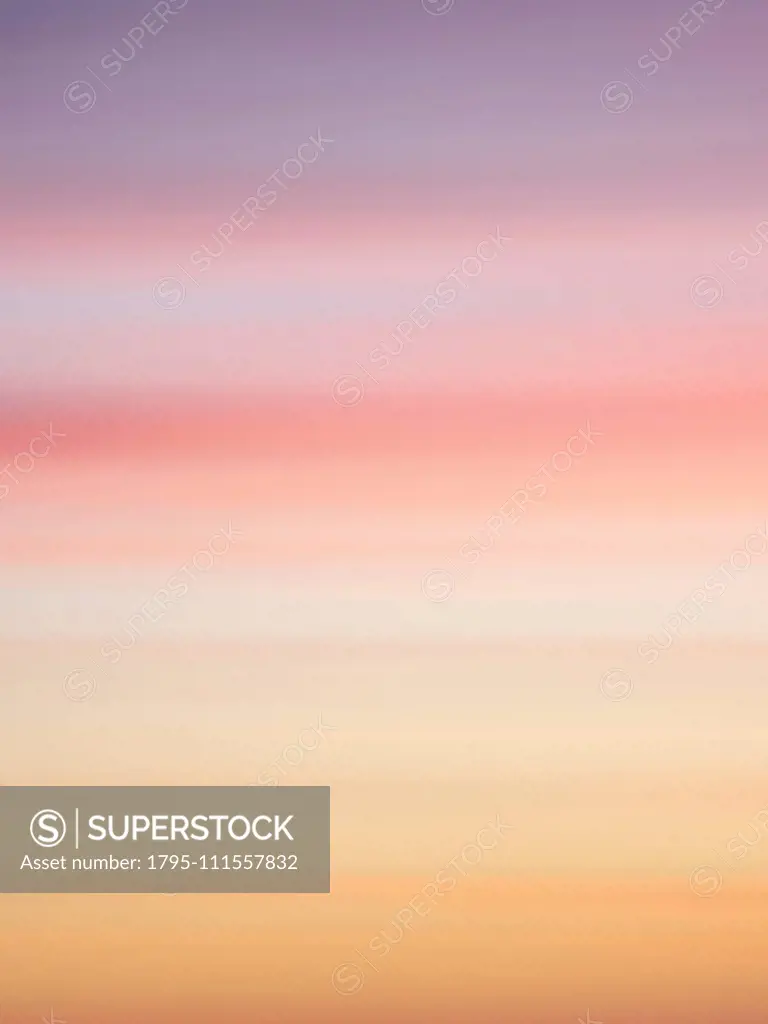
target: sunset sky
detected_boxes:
[2,0,768,1021]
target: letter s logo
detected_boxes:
[30,809,67,848]
[637,641,659,665]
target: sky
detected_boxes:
[2,0,768,1022]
